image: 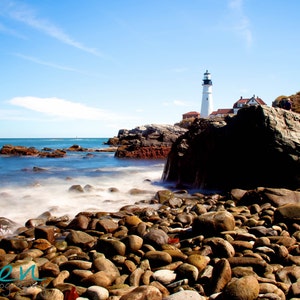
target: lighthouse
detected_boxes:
[200,70,213,118]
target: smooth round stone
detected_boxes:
[176,212,194,224]
[124,215,142,227]
[50,254,68,265]
[67,214,90,230]
[186,254,210,272]
[82,271,113,287]
[85,286,109,300]
[97,239,126,256]
[154,190,174,203]
[192,211,235,236]
[144,229,169,246]
[210,258,232,294]
[223,275,260,300]
[69,184,84,193]
[72,269,93,280]
[176,263,199,283]
[93,256,120,281]
[124,259,137,272]
[55,240,68,251]
[144,251,172,267]
[39,261,60,277]
[32,238,52,250]
[152,270,177,285]
[121,235,144,252]
[66,230,95,248]
[259,283,286,299]
[169,197,183,208]
[60,260,92,271]
[232,266,256,278]
[0,237,29,251]
[36,288,64,300]
[205,237,235,258]
[10,260,40,283]
[52,270,70,287]
[96,218,119,233]
[119,285,162,300]
[16,248,44,260]
[163,249,188,261]
[163,290,205,300]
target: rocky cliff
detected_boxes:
[110,124,187,159]
[162,106,300,191]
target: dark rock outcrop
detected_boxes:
[113,124,187,159]
[0,145,66,158]
[162,106,300,190]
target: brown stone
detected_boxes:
[96,218,119,233]
[35,226,56,244]
[67,214,90,230]
[186,254,209,273]
[119,285,162,300]
[97,238,126,257]
[93,256,120,281]
[210,258,232,294]
[144,251,172,267]
[65,230,95,249]
[81,271,113,287]
[192,211,235,236]
[223,275,260,300]
[121,235,144,252]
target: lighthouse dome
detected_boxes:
[203,70,212,85]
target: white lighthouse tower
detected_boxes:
[200,70,213,118]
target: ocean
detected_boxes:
[0,138,167,227]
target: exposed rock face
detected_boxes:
[113,124,187,159]
[0,145,66,158]
[162,106,300,190]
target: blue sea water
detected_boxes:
[0,138,167,227]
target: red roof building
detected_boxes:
[210,108,234,117]
[182,95,267,120]
[182,111,200,119]
[233,95,266,114]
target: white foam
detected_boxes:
[0,165,166,226]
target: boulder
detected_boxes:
[113,124,187,159]
[162,106,300,190]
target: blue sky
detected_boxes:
[0,0,299,138]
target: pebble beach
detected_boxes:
[0,187,300,300]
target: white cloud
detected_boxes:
[8,96,128,121]
[1,0,104,57]
[228,0,253,48]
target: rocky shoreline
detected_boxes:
[0,187,300,299]
[0,144,117,158]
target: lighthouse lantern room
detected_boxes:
[200,70,213,118]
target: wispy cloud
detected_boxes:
[228,0,253,48]
[0,0,104,57]
[13,53,82,72]
[0,21,26,39]
[8,96,132,121]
